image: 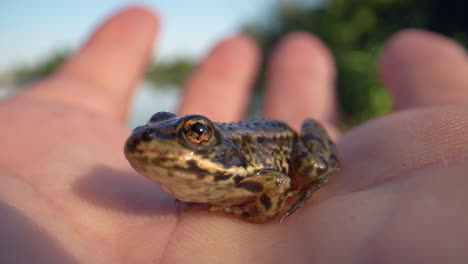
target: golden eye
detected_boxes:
[184,120,212,144]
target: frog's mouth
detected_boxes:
[125,139,186,170]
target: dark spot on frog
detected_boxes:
[265,137,278,145]
[237,181,263,193]
[213,172,232,182]
[242,211,251,218]
[212,142,247,169]
[299,151,309,159]
[168,161,212,180]
[281,166,288,174]
[233,175,243,184]
[260,193,272,210]
[187,160,209,175]
[272,148,281,155]
[257,137,264,144]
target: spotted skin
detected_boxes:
[124,112,339,223]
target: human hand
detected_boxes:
[2,6,468,264]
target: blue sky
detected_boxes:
[0,1,274,72]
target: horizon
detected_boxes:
[0,1,274,73]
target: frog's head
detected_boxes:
[124,112,223,179]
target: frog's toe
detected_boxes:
[281,180,328,222]
[281,190,312,222]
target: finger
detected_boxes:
[177,35,259,122]
[262,32,339,138]
[379,29,468,110]
[24,6,159,121]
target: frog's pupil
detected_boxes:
[191,122,206,135]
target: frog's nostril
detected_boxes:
[141,128,155,141]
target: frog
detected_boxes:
[124,112,339,223]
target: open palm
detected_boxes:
[2,7,468,264]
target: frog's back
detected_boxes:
[214,119,297,173]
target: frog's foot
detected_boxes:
[280,180,327,222]
[286,189,302,198]
[283,119,338,221]
[212,170,291,224]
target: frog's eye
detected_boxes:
[148,112,176,123]
[183,119,213,145]
[190,122,207,135]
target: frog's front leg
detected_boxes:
[283,119,339,221]
[211,170,291,223]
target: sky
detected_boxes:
[0,0,274,72]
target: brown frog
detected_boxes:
[124,112,338,223]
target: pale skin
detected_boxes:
[1,6,468,264]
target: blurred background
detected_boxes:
[1,0,467,128]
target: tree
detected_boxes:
[145,57,194,88]
[6,52,195,91]
[11,50,69,87]
[243,0,468,127]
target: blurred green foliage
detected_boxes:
[145,57,194,88]
[243,0,468,127]
[11,50,69,86]
[8,52,194,90]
